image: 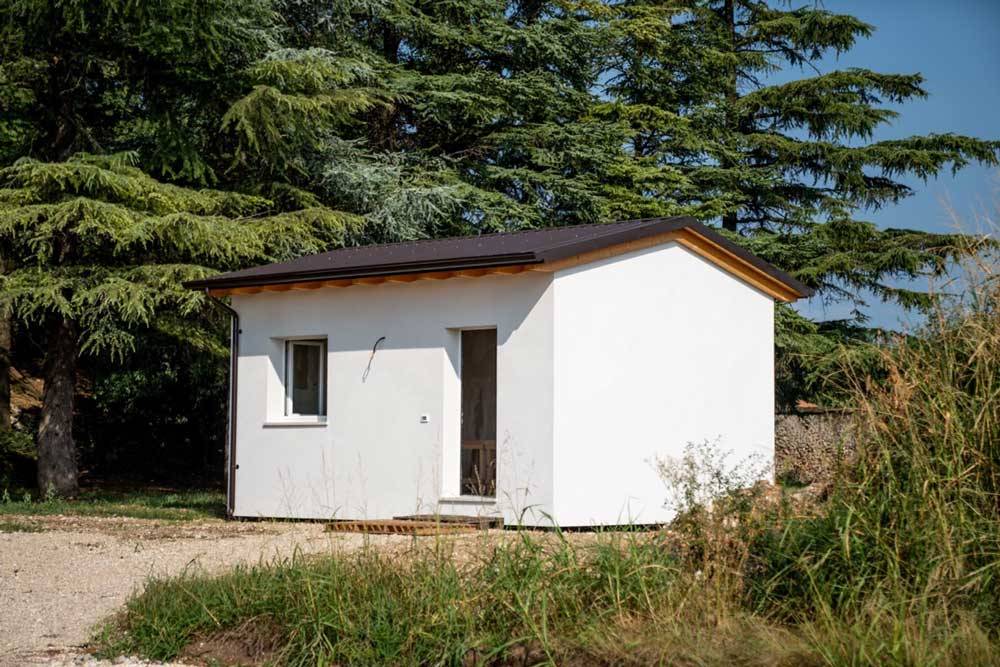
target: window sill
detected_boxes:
[438,496,497,505]
[263,418,328,428]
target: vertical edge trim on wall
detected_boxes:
[206,291,240,519]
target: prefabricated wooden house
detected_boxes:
[187,217,811,527]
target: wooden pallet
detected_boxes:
[325,519,480,536]
[394,514,504,529]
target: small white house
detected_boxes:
[187,217,811,527]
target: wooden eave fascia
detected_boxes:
[529,227,803,302]
[206,265,532,297]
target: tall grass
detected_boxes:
[747,235,1000,663]
[101,532,809,666]
[99,238,999,665]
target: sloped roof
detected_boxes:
[185,216,813,301]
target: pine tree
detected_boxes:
[0,1,368,491]
[248,1,999,290]
[606,0,999,400]
[608,0,999,300]
[0,0,276,179]
[0,153,360,494]
[226,0,707,241]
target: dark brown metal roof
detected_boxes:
[184,216,813,298]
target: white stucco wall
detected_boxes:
[550,242,775,526]
[230,272,555,523]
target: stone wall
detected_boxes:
[775,411,856,486]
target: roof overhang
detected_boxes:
[186,218,813,302]
[532,225,808,302]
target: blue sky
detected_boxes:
[788,0,1000,329]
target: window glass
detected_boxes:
[285,340,325,416]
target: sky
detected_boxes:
[787,0,1000,330]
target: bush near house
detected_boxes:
[98,259,999,665]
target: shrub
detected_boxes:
[0,427,35,488]
[747,238,1000,649]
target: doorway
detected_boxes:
[460,329,497,497]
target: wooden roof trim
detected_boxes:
[207,265,528,297]
[528,228,801,302]
[672,228,802,302]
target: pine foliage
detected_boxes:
[239,0,700,238]
[223,48,388,176]
[0,0,276,181]
[0,153,360,358]
[607,0,1000,307]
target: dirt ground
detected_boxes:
[0,515,432,666]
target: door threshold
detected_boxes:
[439,495,497,505]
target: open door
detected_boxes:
[460,329,497,497]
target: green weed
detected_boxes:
[0,487,225,521]
[0,518,42,532]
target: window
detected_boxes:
[284,339,326,417]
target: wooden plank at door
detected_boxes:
[325,519,479,536]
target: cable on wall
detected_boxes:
[362,336,386,382]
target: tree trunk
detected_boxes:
[367,24,401,151]
[723,0,738,103]
[0,258,10,431]
[0,309,10,433]
[36,316,79,496]
[721,0,740,234]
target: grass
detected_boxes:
[746,241,1000,629]
[0,486,225,521]
[98,238,999,665]
[97,532,819,666]
[0,518,43,532]
[95,528,997,666]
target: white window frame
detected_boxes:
[284,339,327,418]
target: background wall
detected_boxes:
[231,272,555,523]
[551,243,775,526]
[774,411,857,487]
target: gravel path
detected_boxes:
[0,515,415,666]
